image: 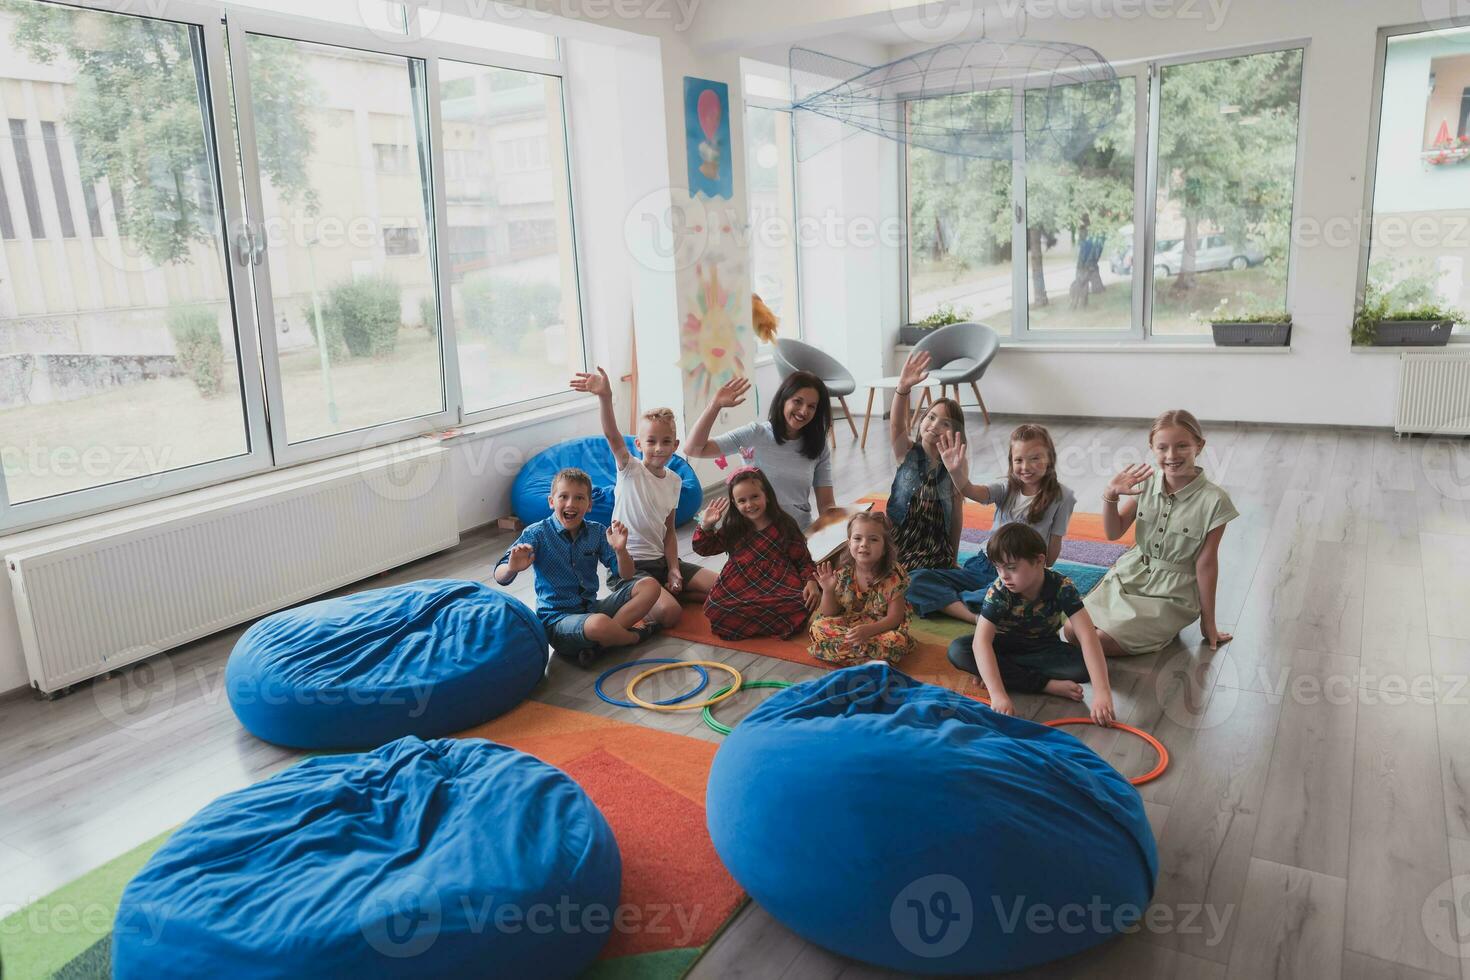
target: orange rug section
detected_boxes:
[857,494,1136,546]
[456,700,745,962]
[665,603,986,699]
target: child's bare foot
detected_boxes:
[1044,679,1084,701]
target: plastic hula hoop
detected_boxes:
[701,680,794,736]
[1044,718,1170,786]
[626,661,743,711]
[595,658,710,709]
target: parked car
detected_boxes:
[1152,234,1265,277]
[1110,236,1180,276]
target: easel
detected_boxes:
[620,312,639,432]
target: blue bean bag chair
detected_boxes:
[706,664,1157,975]
[226,579,546,749]
[114,736,622,980]
[511,435,702,528]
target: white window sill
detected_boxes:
[1349,342,1470,354]
[433,396,599,445]
[895,341,1293,354]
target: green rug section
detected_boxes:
[583,947,702,980]
[4,834,722,980]
[0,831,171,980]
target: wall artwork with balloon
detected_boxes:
[684,76,732,199]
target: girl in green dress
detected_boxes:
[1069,410,1238,656]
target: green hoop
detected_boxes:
[701,680,795,736]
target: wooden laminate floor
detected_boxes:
[3,416,1470,979]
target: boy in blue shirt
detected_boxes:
[495,467,661,666]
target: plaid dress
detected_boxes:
[693,521,817,640]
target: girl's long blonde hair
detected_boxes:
[1006,423,1061,526]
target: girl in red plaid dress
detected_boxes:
[693,467,821,640]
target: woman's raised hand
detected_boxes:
[712,377,751,409]
[897,351,931,393]
[1106,463,1154,498]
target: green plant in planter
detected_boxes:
[1351,288,1465,345]
[915,303,973,330]
[1195,298,1290,325]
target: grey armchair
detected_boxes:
[773,338,860,443]
[911,321,1000,424]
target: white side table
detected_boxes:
[858,376,943,449]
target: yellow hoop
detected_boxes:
[626,661,743,711]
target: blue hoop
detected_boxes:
[595,658,710,709]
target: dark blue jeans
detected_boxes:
[906,552,998,617]
[947,631,1089,694]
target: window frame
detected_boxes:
[0,0,575,533]
[898,40,1308,345]
[743,93,805,344]
[0,0,274,534]
[1358,19,1470,342]
[424,37,590,426]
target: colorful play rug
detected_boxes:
[0,701,744,980]
[666,495,1129,696]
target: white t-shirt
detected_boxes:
[613,456,683,561]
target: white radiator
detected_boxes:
[1396,353,1470,436]
[6,446,459,694]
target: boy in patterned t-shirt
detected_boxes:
[946,523,1116,726]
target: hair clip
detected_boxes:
[725,465,761,484]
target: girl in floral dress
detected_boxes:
[692,467,821,640]
[810,512,914,665]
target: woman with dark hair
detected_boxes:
[685,371,837,529]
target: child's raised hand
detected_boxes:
[1090,690,1116,728]
[937,431,968,479]
[712,377,751,410]
[815,561,838,591]
[570,367,612,399]
[898,351,930,391]
[1106,463,1154,498]
[701,497,728,526]
[606,520,629,551]
[507,543,535,573]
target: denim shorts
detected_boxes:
[541,579,642,652]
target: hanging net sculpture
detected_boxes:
[788,40,1121,163]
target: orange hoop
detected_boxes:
[1043,718,1169,786]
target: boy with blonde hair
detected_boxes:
[571,368,717,626]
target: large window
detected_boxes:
[745,103,802,341]
[0,0,577,532]
[0,2,255,506]
[902,46,1304,340]
[238,33,446,449]
[1150,50,1303,335]
[438,59,583,414]
[1025,78,1136,332]
[905,90,1013,325]
[1363,24,1470,334]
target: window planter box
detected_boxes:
[899,324,940,345]
[1210,321,1291,347]
[1370,319,1454,347]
